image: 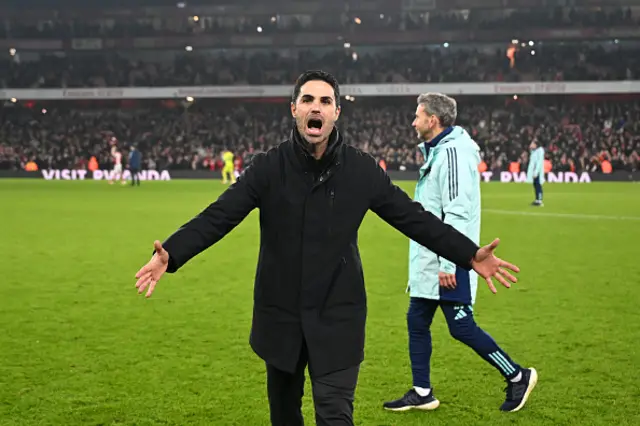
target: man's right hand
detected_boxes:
[438,271,457,290]
[135,240,169,298]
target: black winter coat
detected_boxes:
[161,127,479,376]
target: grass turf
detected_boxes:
[1,179,639,426]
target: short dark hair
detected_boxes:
[291,70,341,108]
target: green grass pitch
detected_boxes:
[1,179,639,426]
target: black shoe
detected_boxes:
[383,388,440,411]
[500,368,538,412]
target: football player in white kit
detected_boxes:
[109,146,126,185]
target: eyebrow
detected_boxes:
[301,94,334,102]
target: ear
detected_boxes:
[290,102,296,118]
[334,105,341,121]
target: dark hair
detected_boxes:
[291,70,341,108]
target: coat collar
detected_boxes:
[418,126,455,159]
[291,125,343,172]
[418,126,455,177]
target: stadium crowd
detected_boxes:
[1,98,638,174]
[1,43,638,88]
[0,7,637,38]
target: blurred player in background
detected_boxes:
[128,145,142,187]
[109,145,126,185]
[221,148,236,184]
[527,140,545,206]
[383,93,537,414]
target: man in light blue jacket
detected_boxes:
[383,93,537,413]
[527,140,545,206]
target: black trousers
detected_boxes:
[266,342,360,426]
[130,168,141,186]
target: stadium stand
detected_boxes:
[0,0,639,175]
[2,98,638,173]
[1,42,639,88]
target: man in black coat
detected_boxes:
[134,70,519,426]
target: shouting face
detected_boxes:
[291,80,341,146]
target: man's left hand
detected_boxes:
[471,238,520,294]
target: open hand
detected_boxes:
[471,238,520,294]
[135,240,169,298]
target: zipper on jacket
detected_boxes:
[299,191,309,293]
[313,161,340,190]
[328,188,335,235]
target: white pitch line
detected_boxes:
[482,193,634,198]
[482,209,640,221]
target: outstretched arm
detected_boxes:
[367,155,519,291]
[367,156,479,269]
[161,154,268,272]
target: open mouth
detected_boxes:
[306,118,323,136]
